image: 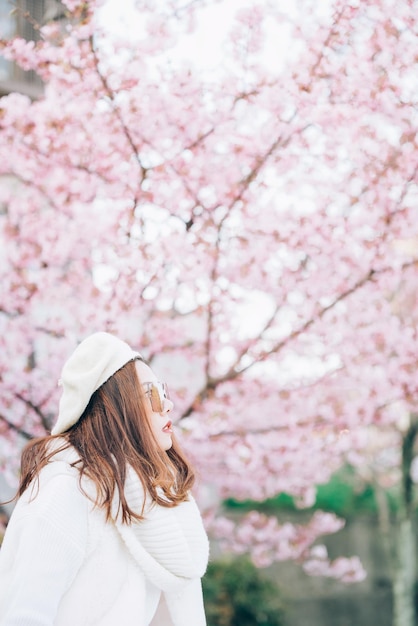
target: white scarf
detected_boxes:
[114,466,209,592]
[52,445,209,592]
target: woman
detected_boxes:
[0,332,209,625]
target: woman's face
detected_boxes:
[135,360,174,451]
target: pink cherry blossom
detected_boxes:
[1,0,418,592]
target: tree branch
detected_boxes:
[180,259,418,418]
[13,392,50,433]
[0,414,33,440]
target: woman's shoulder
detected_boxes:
[40,441,81,479]
[18,441,83,507]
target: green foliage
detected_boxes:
[224,465,399,517]
[202,556,285,626]
[314,474,377,517]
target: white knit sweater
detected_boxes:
[0,446,209,626]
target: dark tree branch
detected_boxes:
[0,414,33,440]
[13,392,50,432]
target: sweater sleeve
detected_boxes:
[0,472,88,626]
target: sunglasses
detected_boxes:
[142,381,171,413]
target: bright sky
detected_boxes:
[97,0,295,72]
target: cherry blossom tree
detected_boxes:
[1,0,418,623]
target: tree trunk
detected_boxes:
[374,479,392,572]
[393,416,418,626]
[393,517,416,626]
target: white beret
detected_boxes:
[52,332,142,435]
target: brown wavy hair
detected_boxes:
[18,359,195,523]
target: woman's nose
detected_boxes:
[161,399,174,414]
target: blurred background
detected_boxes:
[1,1,418,624]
